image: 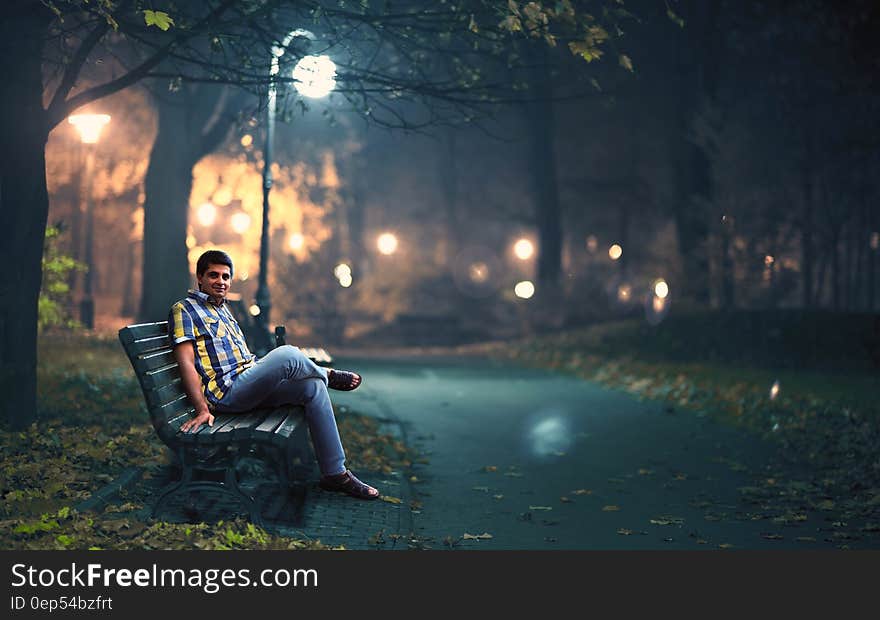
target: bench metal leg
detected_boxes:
[151,452,264,528]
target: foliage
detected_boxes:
[1,332,411,549]
[38,226,84,332]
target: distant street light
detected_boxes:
[514,280,535,299]
[653,278,669,299]
[288,232,305,251]
[68,113,110,329]
[513,238,535,261]
[377,232,398,255]
[255,28,335,328]
[608,244,623,261]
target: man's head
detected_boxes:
[196,250,234,303]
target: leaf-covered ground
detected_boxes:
[481,315,880,545]
[0,331,414,550]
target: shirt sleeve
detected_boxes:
[168,302,196,345]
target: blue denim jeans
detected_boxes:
[213,345,346,476]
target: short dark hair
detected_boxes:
[196,250,234,278]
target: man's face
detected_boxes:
[197,263,232,302]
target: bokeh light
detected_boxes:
[231,211,251,234]
[197,202,217,227]
[586,235,598,253]
[617,283,632,302]
[334,263,352,279]
[653,279,669,299]
[249,304,261,316]
[288,232,305,251]
[468,262,489,283]
[770,380,780,401]
[608,244,623,261]
[526,413,572,458]
[240,134,253,148]
[338,273,353,288]
[514,280,535,299]
[513,238,535,260]
[377,232,398,255]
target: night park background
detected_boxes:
[1,0,879,553]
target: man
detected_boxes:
[168,249,378,500]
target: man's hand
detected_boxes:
[181,410,214,433]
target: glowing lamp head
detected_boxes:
[514,280,535,299]
[334,263,352,279]
[249,304,261,317]
[608,244,623,261]
[293,55,337,99]
[68,114,111,144]
[513,238,534,260]
[377,232,398,255]
[338,273,353,288]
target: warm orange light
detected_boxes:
[288,232,305,251]
[617,284,631,302]
[68,114,111,144]
[231,211,251,234]
[197,202,217,227]
[240,134,253,147]
[469,262,489,283]
[653,279,669,299]
[608,244,622,261]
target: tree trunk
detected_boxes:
[0,5,52,428]
[800,145,815,308]
[138,85,233,322]
[524,45,562,291]
[138,99,198,321]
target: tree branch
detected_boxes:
[45,0,239,130]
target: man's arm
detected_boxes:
[173,341,214,433]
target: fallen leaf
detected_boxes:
[381,496,403,505]
[462,532,493,540]
[796,536,817,542]
[617,528,633,536]
[637,468,654,475]
[602,505,620,512]
[482,466,497,472]
[504,472,524,478]
[529,506,552,511]
[718,543,734,549]
[472,486,489,492]
[560,496,572,503]
[492,494,504,500]
[572,489,592,495]
[761,533,783,540]
[650,515,685,526]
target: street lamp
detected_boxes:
[254,29,336,329]
[68,113,110,329]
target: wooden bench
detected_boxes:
[118,321,314,526]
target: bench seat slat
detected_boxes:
[232,411,272,441]
[271,409,307,447]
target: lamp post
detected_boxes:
[68,113,110,329]
[254,29,336,330]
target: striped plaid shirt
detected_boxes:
[168,290,255,405]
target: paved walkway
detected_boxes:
[327,352,877,550]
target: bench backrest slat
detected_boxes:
[119,321,191,449]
